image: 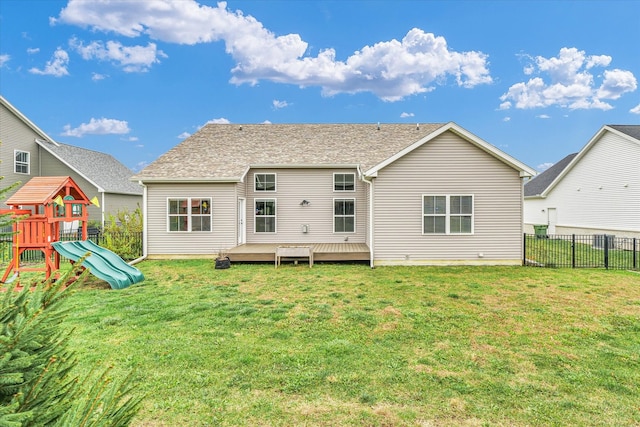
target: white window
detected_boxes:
[334,173,355,192]
[14,150,30,174]
[423,195,473,234]
[255,199,276,233]
[255,173,276,192]
[167,198,212,232]
[334,198,355,233]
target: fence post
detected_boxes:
[523,233,527,266]
[634,238,637,270]
[604,234,609,270]
[571,234,576,269]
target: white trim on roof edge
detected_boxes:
[364,122,536,178]
[35,140,105,192]
[536,125,640,198]
[0,95,60,146]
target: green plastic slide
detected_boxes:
[51,240,144,289]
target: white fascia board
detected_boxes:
[0,96,59,146]
[249,164,361,169]
[537,125,618,197]
[36,140,105,192]
[132,177,242,184]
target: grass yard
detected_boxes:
[60,261,640,426]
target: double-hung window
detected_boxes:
[334,198,355,233]
[255,199,276,233]
[255,173,276,192]
[334,173,355,192]
[423,195,473,234]
[14,150,30,174]
[168,198,212,232]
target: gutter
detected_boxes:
[139,181,148,261]
[361,170,375,268]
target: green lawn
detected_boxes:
[60,261,640,426]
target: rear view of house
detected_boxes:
[525,125,640,238]
[132,122,535,266]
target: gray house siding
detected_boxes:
[0,103,41,208]
[145,183,237,257]
[103,193,142,216]
[244,168,367,244]
[372,131,524,265]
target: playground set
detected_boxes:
[1,176,143,289]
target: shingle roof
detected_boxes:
[524,152,578,197]
[38,141,143,195]
[132,123,453,181]
[5,176,89,205]
[609,125,640,141]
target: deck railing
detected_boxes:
[524,233,639,270]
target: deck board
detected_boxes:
[227,243,369,262]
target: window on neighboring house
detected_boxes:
[423,195,473,234]
[255,173,276,192]
[334,173,355,191]
[168,198,212,232]
[334,198,355,233]
[255,199,276,232]
[14,150,30,174]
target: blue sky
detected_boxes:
[1,0,639,173]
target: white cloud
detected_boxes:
[70,38,166,72]
[631,104,640,114]
[597,69,638,99]
[400,112,414,118]
[26,47,40,54]
[177,131,191,139]
[56,0,491,101]
[272,100,289,109]
[500,47,637,111]
[537,162,554,172]
[62,117,130,137]
[503,116,511,122]
[0,54,9,68]
[536,114,551,119]
[92,72,108,81]
[205,118,231,125]
[126,136,139,142]
[29,48,69,76]
[134,161,149,172]
[262,120,272,124]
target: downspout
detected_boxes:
[362,174,375,268]
[100,191,106,227]
[129,181,148,265]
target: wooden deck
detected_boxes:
[227,243,370,263]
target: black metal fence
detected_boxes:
[0,231,143,266]
[524,233,639,270]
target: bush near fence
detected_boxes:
[0,231,143,266]
[524,233,639,270]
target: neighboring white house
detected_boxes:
[524,125,640,238]
[132,122,535,266]
[0,95,143,224]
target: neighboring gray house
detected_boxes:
[0,95,142,224]
[524,125,640,238]
[132,122,535,266]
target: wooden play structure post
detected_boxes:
[1,176,93,283]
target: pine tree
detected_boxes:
[0,173,142,426]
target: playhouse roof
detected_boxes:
[5,176,91,206]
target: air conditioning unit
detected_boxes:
[593,234,615,249]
